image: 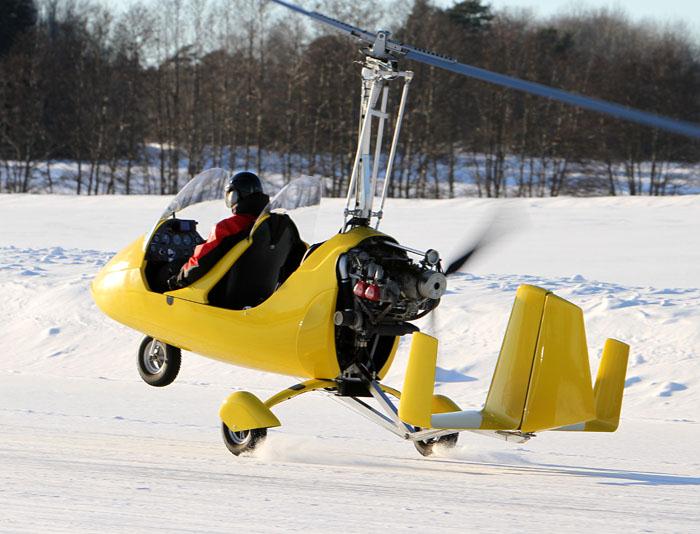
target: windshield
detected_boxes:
[159,168,229,220]
[265,175,323,213]
[257,175,323,244]
[146,171,323,248]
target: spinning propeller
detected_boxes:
[270,0,700,139]
[426,210,508,338]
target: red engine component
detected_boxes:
[353,280,368,297]
[364,283,381,302]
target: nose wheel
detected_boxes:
[137,336,181,387]
[221,423,268,456]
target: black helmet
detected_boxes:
[225,171,263,209]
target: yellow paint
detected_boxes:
[585,338,630,432]
[264,379,336,409]
[480,285,547,430]
[520,293,596,432]
[432,394,461,414]
[378,384,402,399]
[219,391,281,431]
[398,333,438,428]
[376,385,461,416]
[94,218,629,437]
[91,225,397,380]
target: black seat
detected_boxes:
[208,213,306,310]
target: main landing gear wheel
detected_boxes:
[414,432,459,457]
[221,423,267,456]
[137,336,181,387]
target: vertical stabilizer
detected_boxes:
[585,339,630,431]
[480,285,547,429]
[398,333,438,428]
[520,294,596,432]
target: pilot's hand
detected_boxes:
[166,276,179,291]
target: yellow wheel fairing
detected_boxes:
[219,391,281,432]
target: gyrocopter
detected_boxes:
[92,0,700,457]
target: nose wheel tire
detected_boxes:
[222,423,268,456]
[414,432,459,457]
[137,336,181,387]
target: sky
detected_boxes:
[434,0,700,36]
[100,0,700,37]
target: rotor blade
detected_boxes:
[269,0,377,44]
[403,48,700,140]
[270,0,700,140]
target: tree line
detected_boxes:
[1,0,698,196]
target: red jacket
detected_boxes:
[169,212,258,289]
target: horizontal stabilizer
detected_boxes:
[398,285,627,435]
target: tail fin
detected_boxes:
[398,332,437,428]
[480,285,548,430]
[397,286,628,435]
[480,284,598,433]
[585,339,630,431]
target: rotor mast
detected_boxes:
[344,32,413,230]
[269,0,700,228]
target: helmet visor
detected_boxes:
[225,189,239,209]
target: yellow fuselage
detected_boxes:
[91,226,398,380]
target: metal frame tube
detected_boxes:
[377,73,412,228]
[345,76,371,211]
[328,380,460,443]
[370,86,389,202]
[369,380,413,432]
[336,397,408,438]
[345,75,381,220]
[343,59,413,230]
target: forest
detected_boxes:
[1,0,699,196]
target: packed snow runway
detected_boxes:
[1,195,699,532]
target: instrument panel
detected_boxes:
[147,219,204,262]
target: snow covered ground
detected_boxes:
[0,194,699,532]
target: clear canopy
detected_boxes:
[159,168,229,220]
[260,175,323,244]
[147,168,323,246]
[264,175,323,214]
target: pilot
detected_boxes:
[167,171,269,290]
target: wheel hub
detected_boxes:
[227,428,252,445]
[144,341,165,374]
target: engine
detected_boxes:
[334,238,447,376]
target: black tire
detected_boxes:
[414,432,459,457]
[137,336,181,387]
[221,423,268,456]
